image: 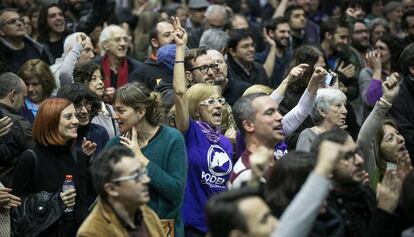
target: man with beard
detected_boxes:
[130,21,175,90]
[320,18,362,101]
[310,129,376,237]
[207,49,249,106]
[227,30,270,87]
[285,5,320,49]
[257,17,293,88]
[95,25,143,99]
[351,20,370,64]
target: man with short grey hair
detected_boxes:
[199,29,229,53]
[94,25,143,98]
[0,72,32,187]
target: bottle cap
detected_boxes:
[65,175,73,180]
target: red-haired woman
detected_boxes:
[12,98,88,236]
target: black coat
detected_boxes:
[12,144,89,237]
[389,75,414,163]
[328,185,377,237]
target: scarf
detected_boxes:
[101,55,129,89]
[196,120,221,144]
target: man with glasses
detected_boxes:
[77,146,165,236]
[95,25,143,100]
[227,30,270,87]
[184,48,218,86]
[0,8,52,72]
[310,129,377,237]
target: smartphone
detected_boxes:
[324,73,334,86]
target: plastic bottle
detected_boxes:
[62,175,75,213]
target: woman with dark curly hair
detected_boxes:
[18,59,56,123]
[74,62,119,138]
[57,83,109,206]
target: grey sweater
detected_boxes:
[272,172,331,237]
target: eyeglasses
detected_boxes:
[75,102,92,112]
[0,17,23,26]
[189,64,219,74]
[111,167,148,183]
[200,97,226,106]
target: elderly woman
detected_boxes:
[296,88,348,152]
[172,17,233,237]
[12,98,88,236]
[17,59,56,123]
[106,82,187,236]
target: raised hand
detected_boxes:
[171,16,187,46]
[120,127,149,165]
[250,146,274,182]
[381,72,400,103]
[307,66,327,94]
[376,170,402,213]
[365,50,381,71]
[82,137,97,157]
[337,61,356,79]
[315,140,355,177]
[263,28,276,48]
[75,33,88,48]
[0,116,13,137]
[286,63,309,84]
[396,150,412,181]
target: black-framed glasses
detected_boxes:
[75,102,92,112]
[200,97,226,106]
[189,64,219,74]
[0,17,23,26]
[111,167,148,183]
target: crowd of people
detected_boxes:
[0,0,414,236]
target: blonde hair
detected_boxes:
[186,83,220,119]
[243,84,273,96]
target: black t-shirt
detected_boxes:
[11,43,42,72]
[47,38,64,61]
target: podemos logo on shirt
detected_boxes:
[201,145,232,188]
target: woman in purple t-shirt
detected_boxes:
[171,17,233,237]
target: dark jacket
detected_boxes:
[93,56,144,88]
[328,185,377,237]
[12,144,89,237]
[222,76,250,106]
[227,55,270,87]
[389,75,414,162]
[0,36,52,72]
[129,57,171,90]
[0,103,33,187]
[75,123,109,207]
[65,0,109,35]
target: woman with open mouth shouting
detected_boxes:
[171,17,233,237]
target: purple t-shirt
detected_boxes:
[182,119,233,233]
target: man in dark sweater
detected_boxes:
[227,30,270,87]
[130,21,175,90]
[0,8,52,72]
[0,72,32,187]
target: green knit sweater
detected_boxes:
[106,125,188,236]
